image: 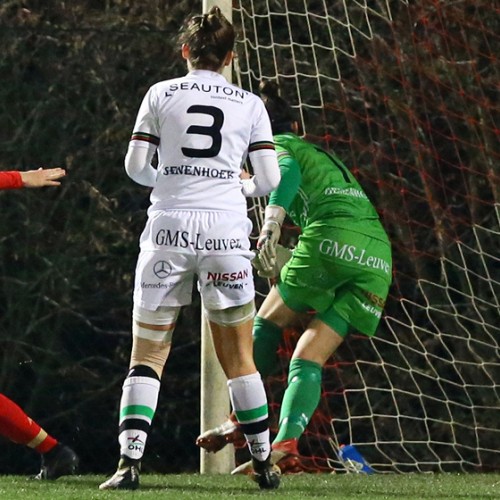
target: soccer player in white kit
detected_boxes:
[99,7,281,491]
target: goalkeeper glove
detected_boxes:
[252,244,293,278]
[256,205,286,274]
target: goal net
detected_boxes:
[234,0,499,473]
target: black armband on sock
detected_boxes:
[127,364,160,381]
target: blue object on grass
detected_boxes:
[338,444,375,474]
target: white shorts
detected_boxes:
[133,210,255,311]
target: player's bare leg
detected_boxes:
[196,288,300,461]
[207,310,280,490]
[196,288,294,454]
[99,320,173,491]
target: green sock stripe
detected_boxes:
[120,405,155,420]
[234,404,268,423]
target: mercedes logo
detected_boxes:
[153,260,172,279]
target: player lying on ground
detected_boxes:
[0,394,78,479]
[196,80,393,474]
[99,7,281,491]
[1,167,77,479]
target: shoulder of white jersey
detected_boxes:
[240,91,267,118]
[200,75,258,101]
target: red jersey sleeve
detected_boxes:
[0,171,23,190]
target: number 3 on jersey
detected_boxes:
[182,105,224,158]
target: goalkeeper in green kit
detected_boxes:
[196,80,392,473]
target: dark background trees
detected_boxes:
[0,0,205,474]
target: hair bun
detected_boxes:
[201,6,222,30]
[259,80,280,99]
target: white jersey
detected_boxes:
[128,69,277,215]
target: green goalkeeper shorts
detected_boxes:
[277,225,392,337]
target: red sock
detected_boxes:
[0,393,58,453]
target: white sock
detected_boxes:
[227,372,271,462]
[118,374,160,461]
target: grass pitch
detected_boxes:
[0,472,498,499]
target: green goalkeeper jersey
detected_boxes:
[269,132,388,242]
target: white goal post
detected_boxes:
[199,0,235,476]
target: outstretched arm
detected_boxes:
[20,167,66,188]
[0,168,65,190]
